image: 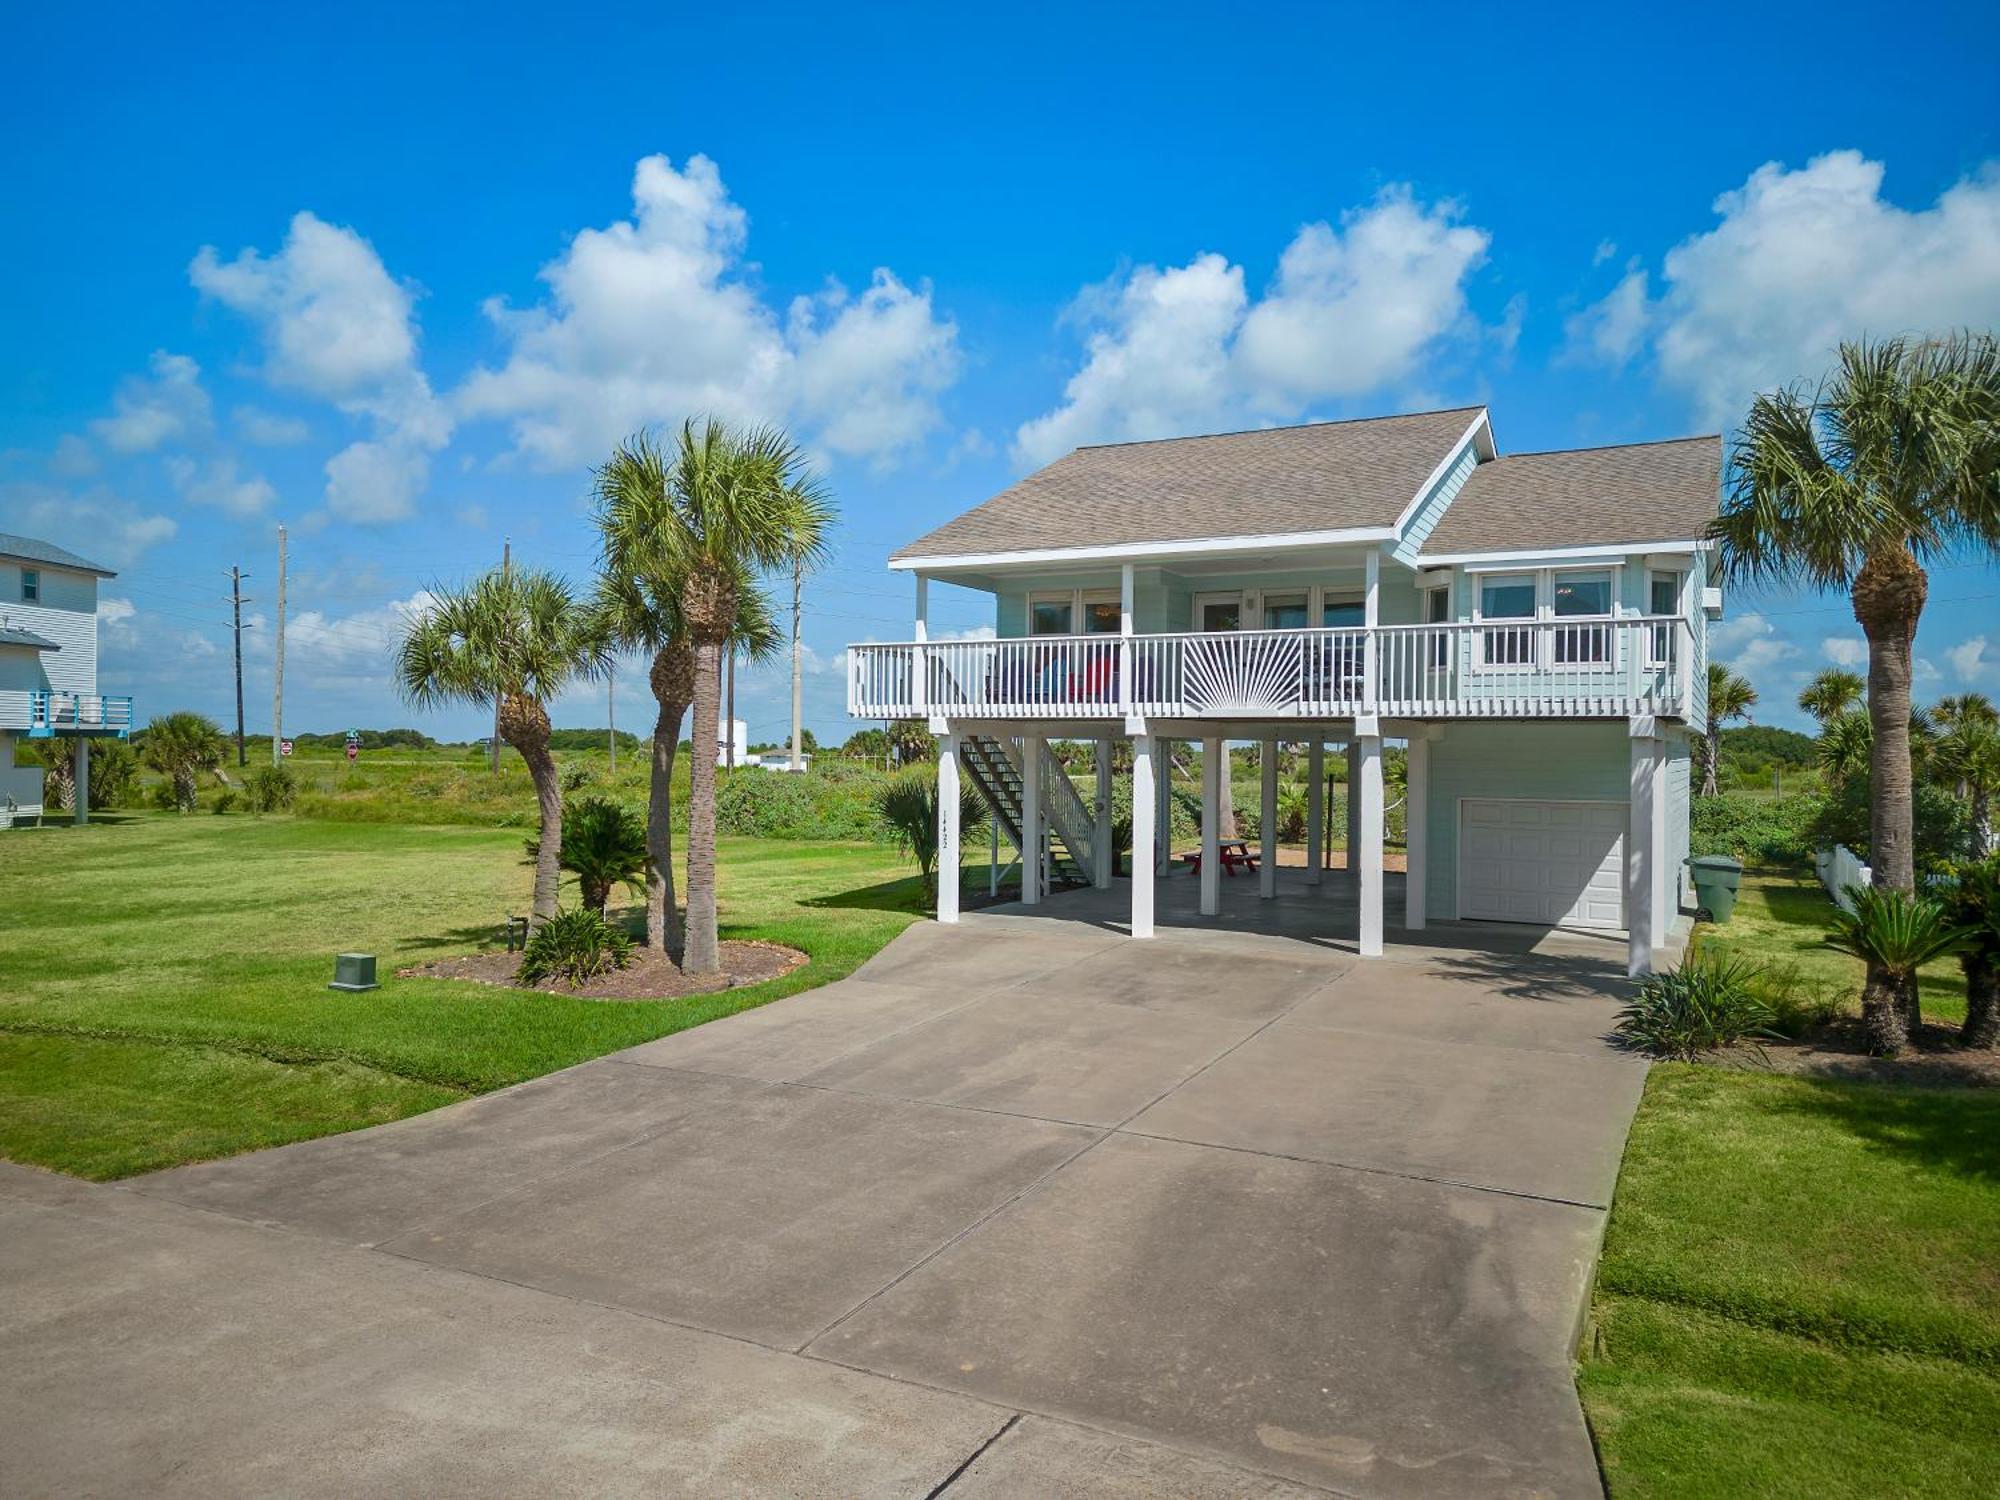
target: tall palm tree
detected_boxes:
[1713,332,2000,891]
[1934,715,2000,857]
[594,434,784,959]
[1700,662,1758,796]
[141,711,227,813]
[395,567,606,927]
[1797,667,1865,726]
[649,418,832,974]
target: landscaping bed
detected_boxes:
[401,939,806,999]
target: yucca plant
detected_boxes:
[876,769,988,909]
[1941,858,2000,1050]
[1614,953,1777,1061]
[1825,884,1968,1054]
[517,907,633,987]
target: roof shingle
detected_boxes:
[892,407,1484,561]
[0,532,117,577]
[1418,437,1720,557]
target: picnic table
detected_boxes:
[1181,839,1258,877]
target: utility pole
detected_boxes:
[491,536,509,774]
[725,646,736,769]
[789,557,804,771]
[226,565,253,766]
[271,525,286,767]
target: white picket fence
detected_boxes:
[1815,844,1871,913]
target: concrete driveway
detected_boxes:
[1,893,1646,1498]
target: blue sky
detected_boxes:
[5,1,1998,744]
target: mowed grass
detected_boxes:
[1697,871,1968,1025]
[0,814,929,1178]
[1579,1066,2000,1498]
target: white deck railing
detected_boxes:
[849,617,1692,722]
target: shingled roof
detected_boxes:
[1419,436,1720,557]
[893,407,1484,562]
[0,532,116,577]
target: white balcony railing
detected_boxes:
[849,617,1693,722]
[0,690,137,736]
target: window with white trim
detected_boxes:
[1477,573,1536,666]
[1263,591,1309,630]
[1550,569,1613,663]
[1029,594,1073,635]
[1423,580,1451,667]
[20,568,39,604]
[1647,569,1684,665]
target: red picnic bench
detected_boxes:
[1180,839,1259,877]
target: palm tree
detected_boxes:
[1713,333,2000,892]
[1700,662,1758,796]
[876,768,988,909]
[1825,884,1966,1054]
[1942,858,2000,1050]
[646,418,832,974]
[1797,667,1865,726]
[594,434,785,960]
[395,567,606,927]
[1934,715,2000,857]
[530,795,646,917]
[1932,692,1999,732]
[141,711,226,813]
[1817,708,1874,791]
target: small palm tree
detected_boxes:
[594,433,784,960]
[141,711,226,813]
[876,768,988,909]
[645,418,832,975]
[1932,692,1999,733]
[1798,667,1865,726]
[1701,662,1758,796]
[1934,715,2000,857]
[1817,708,1874,791]
[1942,858,2000,1050]
[395,567,606,927]
[1825,884,1966,1055]
[528,795,647,917]
[1713,333,2000,891]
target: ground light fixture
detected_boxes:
[329,953,380,992]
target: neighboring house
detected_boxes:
[0,533,134,826]
[749,750,810,772]
[845,407,1721,975]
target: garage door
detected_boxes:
[1460,799,1625,930]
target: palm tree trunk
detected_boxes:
[1960,954,1998,1050]
[1701,723,1721,797]
[683,634,724,975]
[644,641,694,962]
[1854,547,1927,894]
[501,692,562,927]
[1861,968,1910,1056]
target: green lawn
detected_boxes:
[1696,871,1968,1025]
[0,813,929,1178]
[1580,1066,2000,1497]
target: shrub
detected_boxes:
[558,759,595,793]
[876,768,988,907]
[524,795,645,914]
[1825,885,1966,1055]
[715,765,890,841]
[87,740,140,809]
[1690,792,1820,869]
[1807,778,1973,880]
[245,764,299,813]
[1940,856,2000,1050]
[1614,954,1777,1060]
[517,907,632,987]
[210,789,238,815]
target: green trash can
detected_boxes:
[1686,855,1744,923]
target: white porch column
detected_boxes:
[1259,738,1279,899]
[1305,739,1325,886]
[1345,740,1362,880]
[1155,737,1173,875]
[912,573,930,717]
[936,732,961,923]
[1363,549,1381,708]
[73,738,90,827]
[1021,732,1043,907]
[1118,562,1135,717]
[1199,735,1222,917]
[1358,733,1384,957]
[1093,741,1113,889]
[1627,725,1664,977]
[1404,733,1430,929]
[1131,733,1156,938]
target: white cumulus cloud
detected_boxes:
[192,212,449,523]
[234,406,312,446]
[1947,635,1990,682]
[1,481,176,566]
[1571,151,2000,423]
[1013,186,1492,468]
[1823,636,1868,668]
[89,350,213,453]
[166,454,276,517]
[458,153,959,471]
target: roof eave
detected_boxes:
[890,526,1401,573]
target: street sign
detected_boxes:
[279,739,293,757]
[346,743,358,762]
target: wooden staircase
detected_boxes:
[961,733,1094,890]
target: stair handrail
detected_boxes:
[1037,741,1095,878]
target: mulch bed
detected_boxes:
[1716,1020,2000,1089]
[398,940,806,1001]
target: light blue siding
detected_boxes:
[1390,440,1480,567]
[1424,721,1632,919]
[1666,732,1692,909]
[991,560,1421,638]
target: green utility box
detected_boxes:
[1686,855,1744,924]
[329,953,380,992]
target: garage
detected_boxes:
[1459,799,1625,930]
